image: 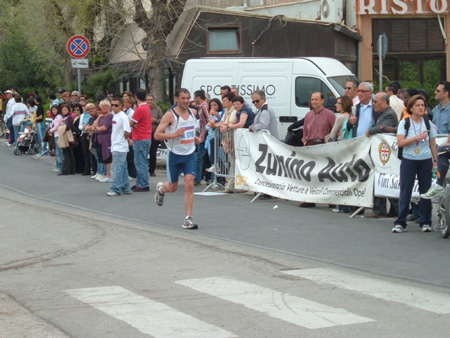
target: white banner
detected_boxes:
[234,130,374,207]
[370,134,447,198]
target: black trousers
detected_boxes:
[81,133,92,174]
[148,131,159,174]
[73,138,84,174]
[62,148,75,174]
[127,145,137,178]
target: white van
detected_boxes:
[181,57,358,139]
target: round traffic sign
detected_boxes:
[67,35,90,58]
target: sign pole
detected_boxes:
[67,35,90,95]
[378,35,383,92]
[77,68,81,93]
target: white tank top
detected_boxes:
[165,108,196,155]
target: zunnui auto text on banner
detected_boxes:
[234,130,374,207]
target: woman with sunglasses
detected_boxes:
[328,95,353,141]
[93,100,114,183]
[72,103,85,174]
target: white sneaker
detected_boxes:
[52,168,61,173]
[421,185,446,199]
[182,216,198,230]
[100,177,113,183]
[421,225,432,232]
[91,173,99,179]
[129,176,135,181]
[206,165,215,173]
[155,182,165,206]
[96,174,105,181]
[392,225,405,233]
[6,143,12,147]
[106,191,120,197]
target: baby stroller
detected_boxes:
[14,130,41,155]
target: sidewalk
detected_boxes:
[0,293,69,338]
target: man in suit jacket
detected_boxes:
[366,92,399,137]
[366,92,399,218]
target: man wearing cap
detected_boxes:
[58,88,67,104]
[4,90,16,146]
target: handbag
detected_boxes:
[42,129,51,142]
[284,129,303,146]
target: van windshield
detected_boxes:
[328,76,360,96]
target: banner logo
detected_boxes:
[378,141,391,166]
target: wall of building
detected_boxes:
[356,0,449,83]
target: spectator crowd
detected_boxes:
[1,79,450,233]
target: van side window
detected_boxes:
[295,77,335,108]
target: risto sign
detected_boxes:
[358,0,448,15]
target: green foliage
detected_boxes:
[83,69,121,101]
[0,29,56,94]
[157,100,171,114]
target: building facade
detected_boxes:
[357,0,449,85]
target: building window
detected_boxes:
[207,27,241,53]
[372,18,446,86]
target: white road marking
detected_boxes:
[65,286,235,338]
[283,268,450,314]
[176,277,374,329]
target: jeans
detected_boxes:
[395,158,433,227]
[195,142,207,183]
[110,151,130,194]
[36,122,47,154]
[134,139,151,188]
[54,136,63,170]
[13,126,20,145]
[94,148,107,175]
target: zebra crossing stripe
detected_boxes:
[65,286,236,338]
[176,277,374,329]
[282,268,450,314]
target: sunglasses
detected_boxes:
[357,89,369,93]
[252,100,260,104]
[344,87,353,90]
[111,104,120,107]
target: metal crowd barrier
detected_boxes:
[203,128,235,192]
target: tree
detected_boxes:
[133,0,187,100]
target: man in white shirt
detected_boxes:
[4,90,16,146]
[10,95,30,145]
[385,83,404,121]
[107,97,132,196]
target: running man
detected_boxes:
[154,88,198,230]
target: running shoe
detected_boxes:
[106,191,120,197]
[421,185,445,199]
[392,225,405,233]
[155,182,165,206]
[421,225,432,232]
[182,216,198,230]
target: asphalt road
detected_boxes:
[1,140,450,337]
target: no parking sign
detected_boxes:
[67,36,90,58]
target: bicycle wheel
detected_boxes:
[442,191,450,238]
[0,121,6,138]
